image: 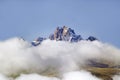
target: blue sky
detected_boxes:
[0,0,120,47]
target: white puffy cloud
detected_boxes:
[0,37,120,79]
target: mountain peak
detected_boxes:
[32,26,98,46]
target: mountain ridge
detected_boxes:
[32,26,98,46]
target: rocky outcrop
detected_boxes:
[32,26,98,46]
[87,36,98,41]
[49,26,83,42]
[31,37,46,46]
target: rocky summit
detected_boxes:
[32,26,98,46]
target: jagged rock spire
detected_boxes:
[32,26,98,46]
[49,26,82,42]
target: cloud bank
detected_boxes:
[0,37,120,80]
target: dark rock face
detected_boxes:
[87,36,98,41]
[88,60,109,68]
[49,26,83,42]
[32,26,98,46]
[31,37,46,46]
